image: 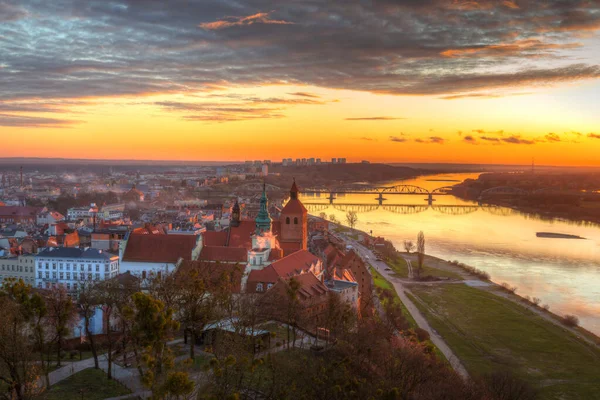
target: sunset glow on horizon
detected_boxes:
[2,1,600,166]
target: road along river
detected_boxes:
[300,173,600,335]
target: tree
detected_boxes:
[329,214,338,223]
[403,240,415,254]
[0,280,45,399]
[0,296,41,400]
[318,212,327,220]
[346,210,358,231]
[416,231,425,278]
[122,292,179,395]
[44,286,77,367]
[77,280,101,369]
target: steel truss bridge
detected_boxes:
[303,203,514,216]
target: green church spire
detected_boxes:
[255,182,272,234]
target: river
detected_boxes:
[300,173,600,335]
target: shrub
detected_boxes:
[562,314,579,327]
[69,351,78,360]
[542,304,550,311]
[532,297,541,306]
[414,327,430,342]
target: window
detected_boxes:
[294,217,298,224]
[256,283,264,292]
[286,217,290,224]
[66,272,71,280]
[80,264,84,271]
[67,283,71,290]
[38,272,42,278]
[45,263,49,269]
[95,264,99,272]
[59,263,63,270]
[267,283,273,290]
[59,272,64,279]
[95,273,100,280]
[45,272,49,278]
[52,272,57,279]
[142,271,147,279]
[52,263,56,270]
[88,264,92,272]
[73,283,77,291]
[105,265,109,272]
[80,272,85,280]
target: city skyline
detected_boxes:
[1,1,600,165]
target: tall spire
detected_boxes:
[290,178,299,200]
[255,182,272,234]
[231,199,241,227]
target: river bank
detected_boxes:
[331,223,600,399]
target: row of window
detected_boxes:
[38,271,104,280]
[0,275,34,283]
[40,262,116,272]
[0,265,31,272]
[255,282,273,292]
[285,217,299,224]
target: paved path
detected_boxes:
[404,257,414,279]
[344,238,470,379]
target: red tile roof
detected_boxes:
[248,249,319,284]
[199,246,247,263]
[202,230,227,246]
[281,199,307,215]
[293,272,329,301]
[0,206,39,217]
[123,234,197,263]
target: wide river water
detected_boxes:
[300,173,600,335]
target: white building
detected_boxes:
[0,254,36,286]
[35,247,119,291]
[36,210,64,225]
[119,233,202,279]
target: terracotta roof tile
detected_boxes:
[199,246,247,263]
[123,234,197,263]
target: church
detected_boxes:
[200,180,322,292]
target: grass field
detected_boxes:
[390,256,462,280]
[38,368,131,400]
[408,283,600,400]
[370,267,417,329]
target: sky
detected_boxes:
[1,0,600,165]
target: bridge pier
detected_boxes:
[376,193,387,205]
[427,194,434,205]
[328,193,336,204]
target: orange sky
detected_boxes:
[2,82,600,166]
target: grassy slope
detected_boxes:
[390,256,462,280]
[38,368,131,400]
[409,284,600,400]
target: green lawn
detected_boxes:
[370,267,417,329]
[390,256,462,280]
[408,284,600,400]
[38,368,131,400]
[389,257,410,278]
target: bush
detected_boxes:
[69,351,78,360]
[562,314,579,327]
[532,297,541,306]
[414,327,430,342]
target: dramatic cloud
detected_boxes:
[389,136,407,143]
[501,135,535,145]
[199,12,293,30]
[588,133,600,139]
[472,129,504,135]
[288,92,320,98]
[153,94,327,122]
[1,0,599,109]
[544,133,562,142]
[415,136,445,144]
[0,114,80,127]
[463,135,477,144]
[480,136,501,142]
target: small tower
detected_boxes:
[231,199,241,227]
[280,179,308,250]
[255,183,272,235]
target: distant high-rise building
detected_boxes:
[261,163,269,177]
[338,158,347,164]
[331,158,337,164]
[295,158,301,165]
[316,158,322,164]
[308,158,315,165]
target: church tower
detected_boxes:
[280,180,307,250]
[231,199,241,228]
[255,183,272,235]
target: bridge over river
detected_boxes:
[303,203,514,216]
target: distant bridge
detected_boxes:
[304,203,513,216]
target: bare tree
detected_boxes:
[403,240,415,254]
[77,280,101,369]
[329,214,338,223]
[346,211,358,231]
[318,212,327,220]
[416,231,425,278]
[44,286,77,367]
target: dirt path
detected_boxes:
[344,237,470,379]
